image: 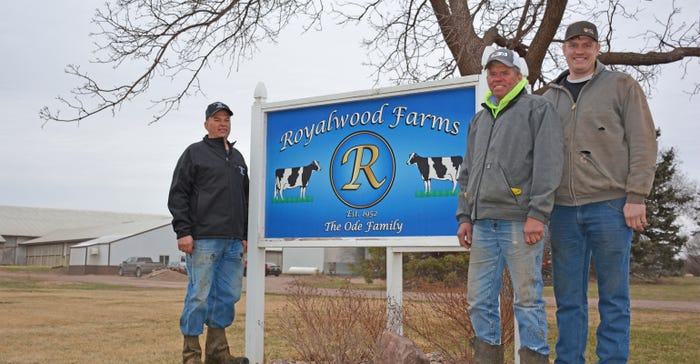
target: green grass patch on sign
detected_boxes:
[414,190,459,198]
[272,196,314,203]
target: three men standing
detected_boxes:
[168,20,657,364]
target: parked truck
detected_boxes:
[118,257,164,277]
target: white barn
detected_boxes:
[1,205,365,277]
[67,220,180,275]
[0,206,169,267]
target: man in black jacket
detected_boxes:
[168,101,249,364]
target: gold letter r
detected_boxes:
[341,145,386,190]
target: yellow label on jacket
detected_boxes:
[511,188,522,196]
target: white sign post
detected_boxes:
[244,83,268,362]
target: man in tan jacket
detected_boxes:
[544,21,657,364]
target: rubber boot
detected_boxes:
[183,336,203,364]
[204,328,249,364]
[471,337,504,364]
[519,347,549,364]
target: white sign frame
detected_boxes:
[252,76,479,249]
[244,76,484,363]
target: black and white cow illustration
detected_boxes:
[406,153,462,193]
[274,160,321,199]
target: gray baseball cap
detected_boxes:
[565,21,598,41]
[205,101,233,119]
[484,49,522,70]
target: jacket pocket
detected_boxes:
[575,151,626,194]
[580,151,614,180]
[478,162,522,207]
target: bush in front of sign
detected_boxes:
[276,279,386,362]
[403,269,515,363]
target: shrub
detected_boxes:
[277,279,386,363]
[404,252,470,289]
[350,247,386,283]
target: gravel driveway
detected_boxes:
[1,269,697,312]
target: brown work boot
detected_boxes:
[204,328,249,364]
[519,346,549,364]
[183,336,202,364]
[471,337,504,364]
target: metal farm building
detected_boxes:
[0,205,181,274]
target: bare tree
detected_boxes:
[40,0,326,124]
[41,0,699,124]
[341,0,699,90]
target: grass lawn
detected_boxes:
[542,276,700,302]
[544,307,700,363]
[0,271,698,363]
[299,274,700,302]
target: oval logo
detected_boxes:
[330,131,395,208]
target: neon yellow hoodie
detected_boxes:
[484,78,529,119]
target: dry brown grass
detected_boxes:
[0,275,293,364]
[2,272,700,363]
[2,285,186,363]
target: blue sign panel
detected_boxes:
[265,85,476,238]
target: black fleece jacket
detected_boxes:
[168,136,249,240]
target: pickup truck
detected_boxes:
[118,257,164,277]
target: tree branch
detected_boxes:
[42,0,700,124]
[600,48,700,66]
[524,0,567,84]
[40,0,325,124]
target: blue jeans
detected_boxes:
[467,219,550,355]
[180,239,245,336]
[550,198,632,364]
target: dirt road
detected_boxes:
[1,269,697,312]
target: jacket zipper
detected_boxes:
[551,82,579,205]
[555,69,600,206]
[566,87,578,206]
[472,112,498,221]
[225,146,236,238]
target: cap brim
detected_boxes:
[207,108,233,118]
[484,60,516,70]
[565,34,597,42]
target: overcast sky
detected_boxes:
[1,1,698,216]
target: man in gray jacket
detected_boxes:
[544,21,657,364]
[456,49,563,364]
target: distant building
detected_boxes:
[282,247,364,276]
[0,205,364,276]
[66,220,179,275]
[0,205,180,274]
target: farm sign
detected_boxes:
[257,77,478,243]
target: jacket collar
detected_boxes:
[551,60,606,86]
[203,135,236,149]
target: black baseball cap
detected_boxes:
[484,49,522,70]
[205,102,233,119]
[565,21,598,42]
